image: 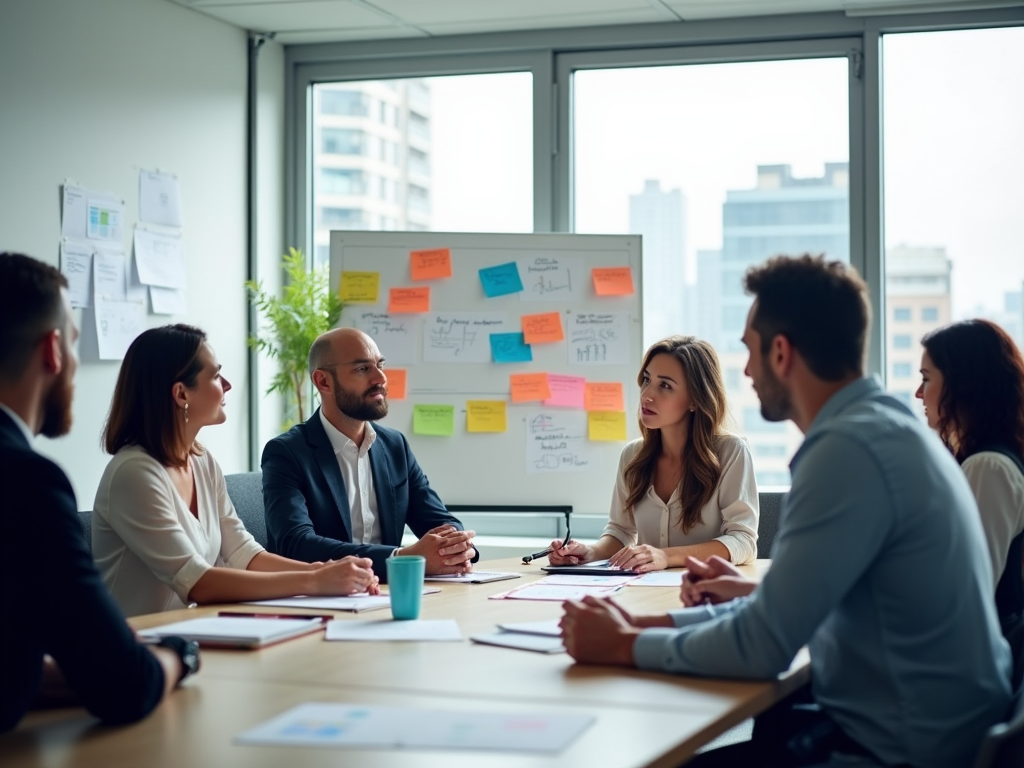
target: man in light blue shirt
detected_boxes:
[559,255,1012,768]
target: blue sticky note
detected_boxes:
[479,262,524,298]
[490,332,533,363]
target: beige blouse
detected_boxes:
[603,433,759,564]
[93,446,264,616]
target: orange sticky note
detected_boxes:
[521,312,564,344]
[585,382,625,412]
[592,267,635,296]
[388,287,430,313]
[385,368,407,400]
[510,373,552,403]
[410,248,452,281]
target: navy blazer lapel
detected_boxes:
[0,409,31,451]
[368,438,397,545]
[305,408,353,540]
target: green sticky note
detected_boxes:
[413,404,455,436]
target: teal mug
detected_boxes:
[386,555,426,620]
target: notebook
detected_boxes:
[470,632,566,654]
[540,559,639,576]
[138,616,325,649]
[424,571,521,584]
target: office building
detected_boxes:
[629,180,687,346]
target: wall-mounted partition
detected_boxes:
[330,231,642,515]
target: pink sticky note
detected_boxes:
[543,374,586,408]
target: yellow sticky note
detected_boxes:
[339,271,380,303]
[413,404,454,436]
[588,411,627,441]
[466,400,507,433]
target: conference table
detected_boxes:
[1,558,809,768]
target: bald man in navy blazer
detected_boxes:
[262,328,478,580]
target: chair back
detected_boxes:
[756,491,784,558]
[972,623,1024,768]
[77,510,93,556]
[224,471,268,548]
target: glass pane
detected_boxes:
[310,73,533,267]
[883,27,1024,418]
[574,58,850,487]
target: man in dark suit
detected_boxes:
[262,327,477,579]
[0,252,196,733]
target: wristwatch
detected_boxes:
[155,635,201,684]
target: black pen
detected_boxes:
[217,611,334,622]
[522,532,572,565]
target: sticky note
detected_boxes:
[510,373,552,403]
[592,267,635,296]
[489,332,532,363]
[413,404,454,436]
[588,411,627,441]
[339,271,380,303]
[544,374,586,408]
[584,382,625,412]
[466,401,507,433]
[410,248,452,281]
[388,287,430,313]
[385,368,407,400]
[479,262,523,298]
[521,311,564,344]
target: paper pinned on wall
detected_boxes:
[413,404,455,436]
[388,286,430,314]
[62,182,124,243]
[584,382,625,412]
[567,312,630,365]
[61,239,93,309]
[134,228,186,288]
[93,249,127,301]
[467,401,507,433]
[87,196,124,243]
[588,411,627,442]
[525,410,596,474]
[521,311,564,344]
[94,297,145,361]
[509,373,551,403]
[341,309,418,365]
[409,248,452,281]
[478,261,523,298]
[489,332,532,363]
[543,374,586,408]
[591,267,635,296]
[518,256,583,302]
[139,169,182,228]
[339,271,380,303]
[150,286,188,315]
[423,312,508,364]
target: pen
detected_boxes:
[522,528,573,565]
[217,611,334,622]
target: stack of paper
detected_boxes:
[325,619,462,642]
[245,588,440,613]
[139,616,324,649]
[470,619,565,654]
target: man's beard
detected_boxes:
[39,370,74,438]
[330,371,388,422]
[756,363,792,423]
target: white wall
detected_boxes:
[0,0,281,508]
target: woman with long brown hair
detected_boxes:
[93,324,379,616]
[917,319,1024,630]
[548,336,758,572]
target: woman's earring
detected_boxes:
[184,403,189,424]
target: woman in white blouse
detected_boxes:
[548,336,759,573]
[917,319,1024,630]
[93,324,379,616]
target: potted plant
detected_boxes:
[245,247,342,427]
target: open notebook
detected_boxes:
[540,559,639,576]
[139,616,325,649]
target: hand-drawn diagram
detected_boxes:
[423,312,507,363]
[525,411,597,474]
[342,309,418,364]
[567,312,630,365]
[518,257,583,302]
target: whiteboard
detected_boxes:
[330,231,643,516]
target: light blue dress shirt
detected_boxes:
[633,376,1012,768]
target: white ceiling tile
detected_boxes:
[272,25,427,43]
[193,0,399,31]
[418,9,674,36]
[367,0,669,25]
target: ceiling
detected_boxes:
[166,0,1016,45]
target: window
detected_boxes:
[892,362,912,378]
[758,471,791,487]
[754,444,788,458]
[893,334,913,350]
[310,73,533,267]
[743,408,787,433]
[893,307,911,322]
[921,306,939,322]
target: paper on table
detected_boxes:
[339,271,380,303]
[591,266,635,296]
[384,368,407,399]
[588,411,627,441]
[518,256,583,303]
[510,372,551,403]
[537,574,637,587]
[521,311,564,344]
[134,228,186,288]
[236,702,594,753]
[388,286,430,313]
[425,571,521,584]
[466,401,507,433]
[525,410,596,474]
[496,619,562,636]
[568,311,630,365]
[325,619,461,642]
[410,248,452,280]
[413,404,454,436]
[489,331,532,363]
[628,571,686,587]
[341,309,418,365]
[245,588,440,613]
[94,297,145,361]
[478,262,523,298]
[93,250,127,301]
[494,584,622,602]
[150,285,188,315]
[424,312,508,363]
[60,239,93,309]
[139,169,182,228]
[470,632,565,654]
[584,382,625,412]
[543,374,586,408]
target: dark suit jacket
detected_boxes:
[262,409,474,577]
[0,409,165,733]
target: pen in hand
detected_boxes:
[522,530,573,564]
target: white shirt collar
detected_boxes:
[319,408,376,456]
[0,402,34,445]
